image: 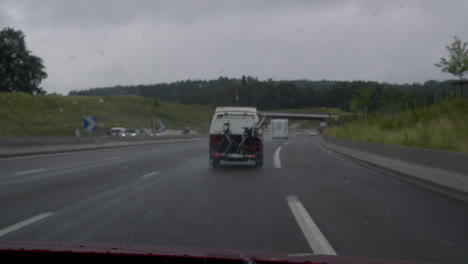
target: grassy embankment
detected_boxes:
[324,98,468,152]
[0,92,214,137]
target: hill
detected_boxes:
[324,98,468,152]
[68,77,459,112]
[0,92,213,137]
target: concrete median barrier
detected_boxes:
[0,135,205,158]
[320,136,468,202]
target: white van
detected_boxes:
[271,119,289,138]
[209,107,264,167]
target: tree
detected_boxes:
[436,36,468,80]
[350,86,379,120]
[0,27,47,94]
[241,75,247,86]
[435,36,468,97]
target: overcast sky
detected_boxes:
[1,0,467,94]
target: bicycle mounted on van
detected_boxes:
[209,107,265,168]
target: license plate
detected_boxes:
[227,153,243,158]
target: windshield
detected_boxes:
[1,1,468,264]
[210,112,259,135]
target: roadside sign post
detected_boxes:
[151,120,156,133]
[83,116,97,136]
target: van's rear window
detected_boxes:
[217,114,254,120]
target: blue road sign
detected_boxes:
[157,121,166,132]
[83,116,97,131]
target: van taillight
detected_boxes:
[210,135,222,150]
[251,138,262,152]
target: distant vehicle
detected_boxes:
[319,122,328,133]
[308,130,318,136]
[271,119,289,139]
[151,131,165,136]
[121,128,142,137]
[106,127,126,137]
[209,107,264,168]
[182,127,193,135]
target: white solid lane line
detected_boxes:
[316,139,364,169]
[14,168,46,176]
[286,196,337,255]
[274,146,282,169]
[0,148,120,161]
[142,171,159,178]
[0,212,54,237]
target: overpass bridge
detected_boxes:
[258,112,339,121]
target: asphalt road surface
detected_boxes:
[0,134,467,264]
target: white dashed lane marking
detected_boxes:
[0,212,54,237]
[142,171,159,178]
[273,146,282,168]
[14,168,46,176]
[286,196,337,255]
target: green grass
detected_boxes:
[324,98,468,152]
[0,92,214,137]
[289,120,321,129]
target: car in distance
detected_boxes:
[121,128,142,137]
[105,127,126,137]
[209,107,264,168]
[182,127,193,135]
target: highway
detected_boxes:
[0,134,467,264]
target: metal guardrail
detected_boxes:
[0,135,201,148]
[0,135,205,158]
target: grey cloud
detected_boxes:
[1,0,468,94]
[2,0,347,28]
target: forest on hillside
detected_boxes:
[69,76,464,112]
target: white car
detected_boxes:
[121,128,142,137]
[108,127,126,136]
